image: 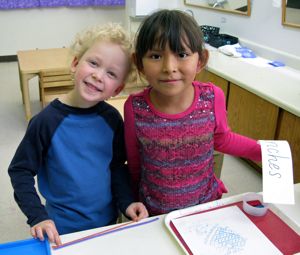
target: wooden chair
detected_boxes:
[213,151,224,179]
[39,68,74,107]
[106,96,128,119]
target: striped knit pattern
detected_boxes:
[132,85,221,215]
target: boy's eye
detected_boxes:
[107,71,117,78]
[88,60,98,66]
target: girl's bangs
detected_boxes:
[152,28,188,53]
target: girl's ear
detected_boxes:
[132,53,138,67]
[70,57,79,73]
[132,53,144,74]
[196,49,209,73]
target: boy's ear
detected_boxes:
[70,57,79,72]
[112,84,125,97]
[196,49,209,73]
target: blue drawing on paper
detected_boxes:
[210,225,246,254]
[188,223,246,255]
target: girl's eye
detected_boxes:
[149,54,161,60]
[178,52,189,58]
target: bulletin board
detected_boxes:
[0,0,125,9]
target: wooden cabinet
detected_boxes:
[276,110,300,183]
[227,83,279,140]
[196,70,229,102]
[197,71,280,141]
[227,83,279,169]
[196,69,299,183]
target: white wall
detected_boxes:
[0,7,125,56]
[178,0,300,67]
[125,0,181,38]
[1,1,300,68]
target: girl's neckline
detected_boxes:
[144,83,199,119]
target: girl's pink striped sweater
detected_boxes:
[124,81,261,215]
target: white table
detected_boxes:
[17,48,71,121]
[51,184,300,255]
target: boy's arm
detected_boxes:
[111,164,135,214]
[109,98,148,219]
[110,113,135,214]
[213,85,262,161]
[110,158,148,220]
[8,120,50,227]
[31,219,61,245]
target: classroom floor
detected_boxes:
[0,61,262,244]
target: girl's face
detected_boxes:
[70,40,128,108]
[140,42,204,98]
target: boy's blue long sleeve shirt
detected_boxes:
[8,99,134,234]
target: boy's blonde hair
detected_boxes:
[70,23,133,81]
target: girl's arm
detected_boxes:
[124,96,142,199]
[213,85,262,162]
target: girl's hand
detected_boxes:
[30,219,62,246]
[125,202,149,221]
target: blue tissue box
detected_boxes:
[0,238,51,255]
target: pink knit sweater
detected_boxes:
[124,81,261,215]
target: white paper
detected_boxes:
[240,56,271,67]
[272,0,281,8]
[172,206,282,255]
[260,140,295,204]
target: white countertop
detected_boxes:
[206,49,300,117]
[271,183,300,234]
[51,184,300,255]
[51,215,184,255]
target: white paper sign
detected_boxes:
[260,140,295,204]
[172,206,282,255]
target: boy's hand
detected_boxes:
[30,219,62,246]
[125,202,149,221]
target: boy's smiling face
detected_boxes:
[71,40,129,107]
